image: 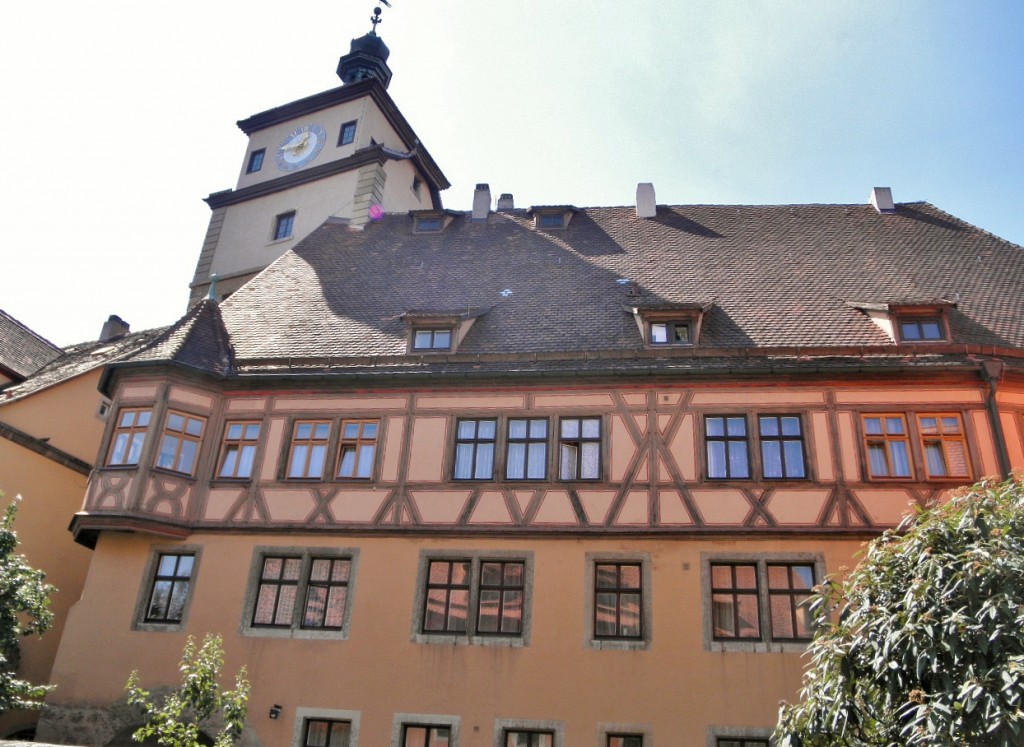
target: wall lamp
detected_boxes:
[269,704,282,720]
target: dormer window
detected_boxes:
[628,303,710,347]
[403,307,491,354]
[410,210,458,234]
[897,317,945,342]
[415,217,443,233]
[412,328,452,351]
[529,206,577,231]
[848,300,954,345]
[650,321,692,345]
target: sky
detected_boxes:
[2,1,1022,347]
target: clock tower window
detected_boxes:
[338,121,357,146]
[273,211,296,241]
[246,149,265,174]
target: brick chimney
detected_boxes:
[99,315,130,342]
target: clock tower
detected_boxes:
[188,15,448,305]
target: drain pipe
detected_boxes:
[981,359,1012,479]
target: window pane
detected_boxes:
[178,440,197,472]
[478,420,496,439]
[477,589,499,632]
[728,440,749,478]
[561,419,579,439]
[925,442,946,476]
[919,417,938,434]
[414,330,432,348]
[736,594,760,637]
[620,593,641,636]
[762,441,782,478]
[434,330,451,348]
[356,444,375,477]
[708,441,727,478]
[650,323,667,343]
[946,440,969,477]
[458,421,477,439]
[338,446,356,476]
[474,443,494,479]
[529,419,547,438]
[921,321,942,339]
[582,418,601,438]
[864,417,882,435]
[581,442,600,478]
[508,419,527,439]
[712,594,735,636]
[595,592,618,636]
[889,441,911,476]
[506,443,526,479]
[759,417,779,437]
[734,565,757,588]
[885,417,905,435]
[792,565,815,589]
[447,590,468,631]
[308,445,326,477]
[454,444,473,479]
[783,440,805,477]
[527,442,546,478]
[867,443,888,476]
[770,595,794,638]
[781,416,801,436]
[726,417,746,437]
[560,444,578,480]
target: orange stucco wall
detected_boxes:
[49,531,863,747]
[0,439,91,736]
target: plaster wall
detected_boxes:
[234,98,404,190]
[0,439,91,738]
[45,531,863,747]
[0,373,107,463]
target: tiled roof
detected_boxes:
[123,299,234,377]
[213,201,1024,372]
[0,327,167,405]
[0,308,61,381]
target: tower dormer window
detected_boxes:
[273,211,296,241]
[246,149,265,174]
[338,120,357,146]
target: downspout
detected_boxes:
[981,359,1012,479]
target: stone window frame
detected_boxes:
[706,725,774,747]
[410,549,534,648]
[292,707,361,747]
[391,713,461,747]
[240,545,360,641]
[584,551,652,651]
[493,719,564,747]
[701,551,824,653]
[132,544,203,633]
[598,722,653,747]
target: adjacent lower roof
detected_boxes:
[0,308,61,381]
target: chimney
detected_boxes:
[636,182,657,218]
[496,193,515,210]
[99,315,130,342]
[869,187,896,214]
[472,183,491,221]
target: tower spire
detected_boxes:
[337,6,394,87]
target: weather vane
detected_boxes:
[370,1,392,32]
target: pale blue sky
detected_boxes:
[2,1,1021,346]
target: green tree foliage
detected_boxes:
[776,478,1024,747]
[0,493,55,713]
[126,634,250,747]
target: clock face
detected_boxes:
[275,123,327,171]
